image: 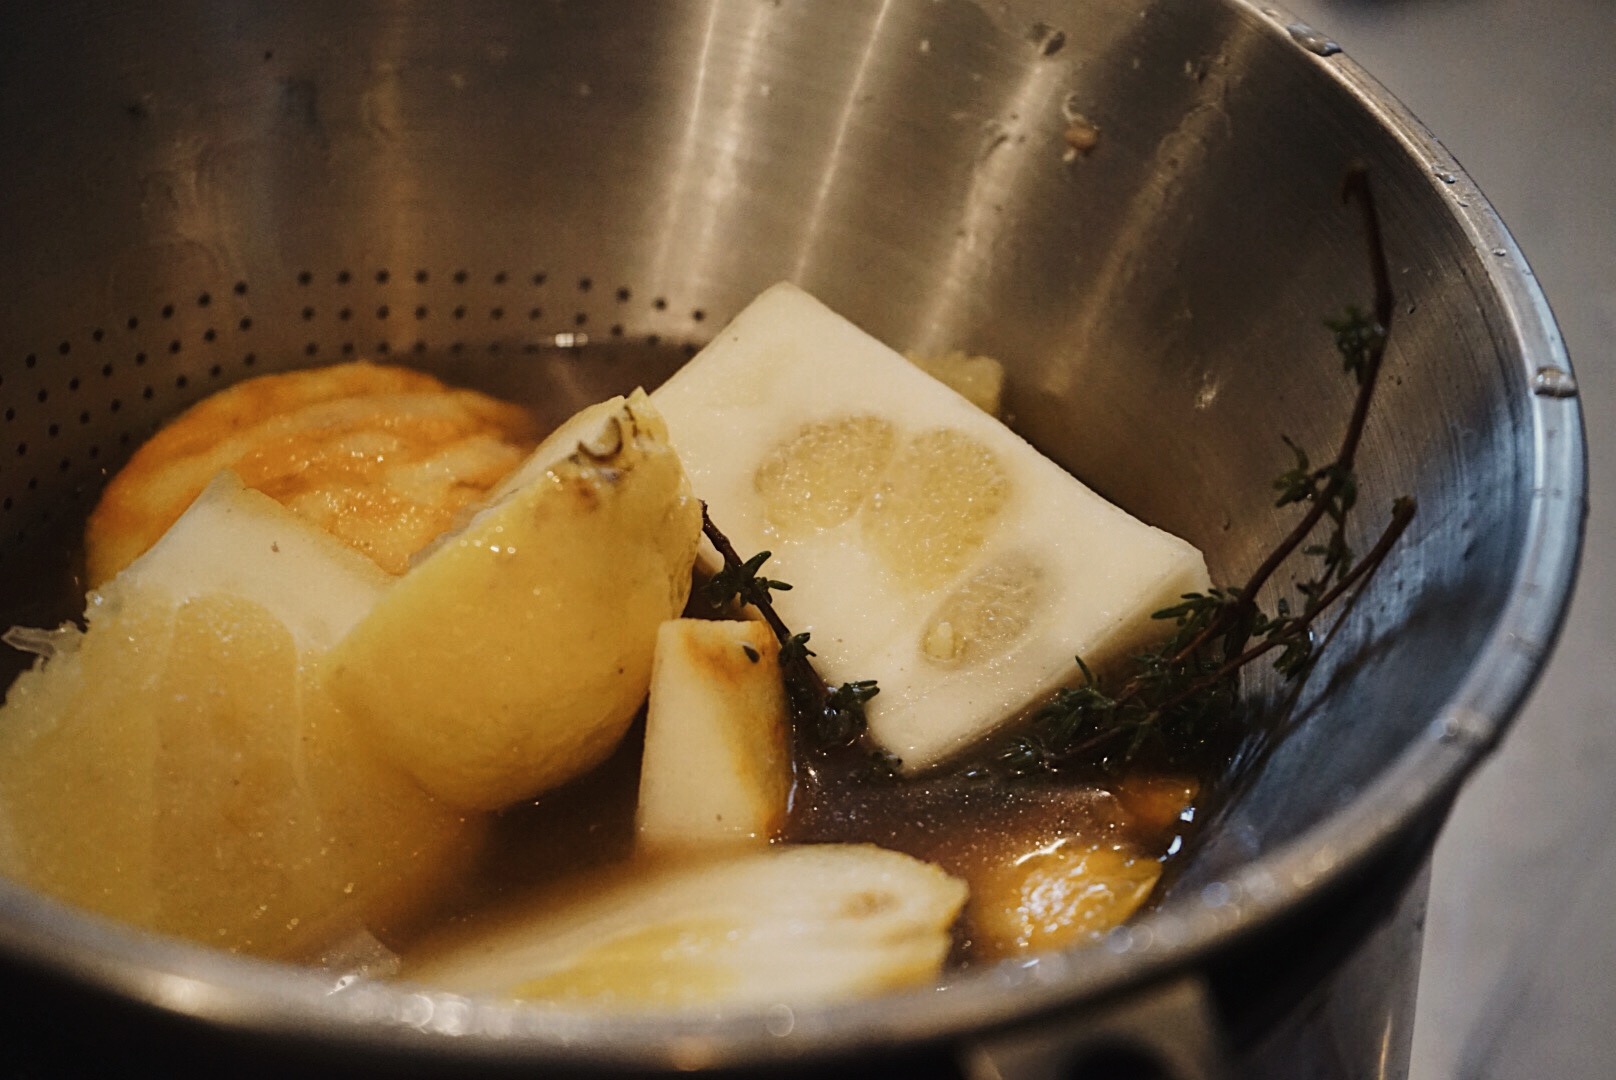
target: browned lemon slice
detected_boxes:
[85,360,538,581]
[969,841,1161,959]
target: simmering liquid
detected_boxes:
[0,343,1224,977]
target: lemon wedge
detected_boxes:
[324,390,702,811]
[652,283,1210,772]
[0,582,479,958]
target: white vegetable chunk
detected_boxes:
[406,844,967,1008]
[118,470,392,652]
[637,619,792,848]
[651,283,1211,772]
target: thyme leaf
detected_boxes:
[699,505,880,752]
[702,549,792,611]
[780,631,816,664]
[996,165,1416,776]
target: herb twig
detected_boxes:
[997,165,1415,776]
[699,505,878,749]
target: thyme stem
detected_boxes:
[1172,165,1395,667]
[700,503,798,653]
[993,167,1416,777]
[1034,497,1415,769]
[1138,499,1413,716]
[699,504,877,748]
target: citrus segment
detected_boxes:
[324,390,702,811]
[118,471,392,653]
[754,415,895,533]
[0,586,481,959]
[920,553,1047,667]
[861,427,1011,590]
[0,588,171,929]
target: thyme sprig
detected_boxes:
[998,166,1415,776]
[705,550,793,609]
[699,505,879,749]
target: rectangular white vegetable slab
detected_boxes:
[651,283,1210,771]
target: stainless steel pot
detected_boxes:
[0,1,1584,1076]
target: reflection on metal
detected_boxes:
[1533,366,1578,398]
[1285,21,1341,57]
[788,1,898,283]
[645,0,778,293]
[912,48,1070,347]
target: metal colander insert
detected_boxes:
[0,265,717,677]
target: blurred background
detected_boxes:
[1282,1,1614,1076]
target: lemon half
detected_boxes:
[325,390,702,811]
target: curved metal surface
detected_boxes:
[0,0,1585,1072]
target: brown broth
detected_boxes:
[368,345,1223,972]
[391,698,1213,971]
[3,345,1226,976]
